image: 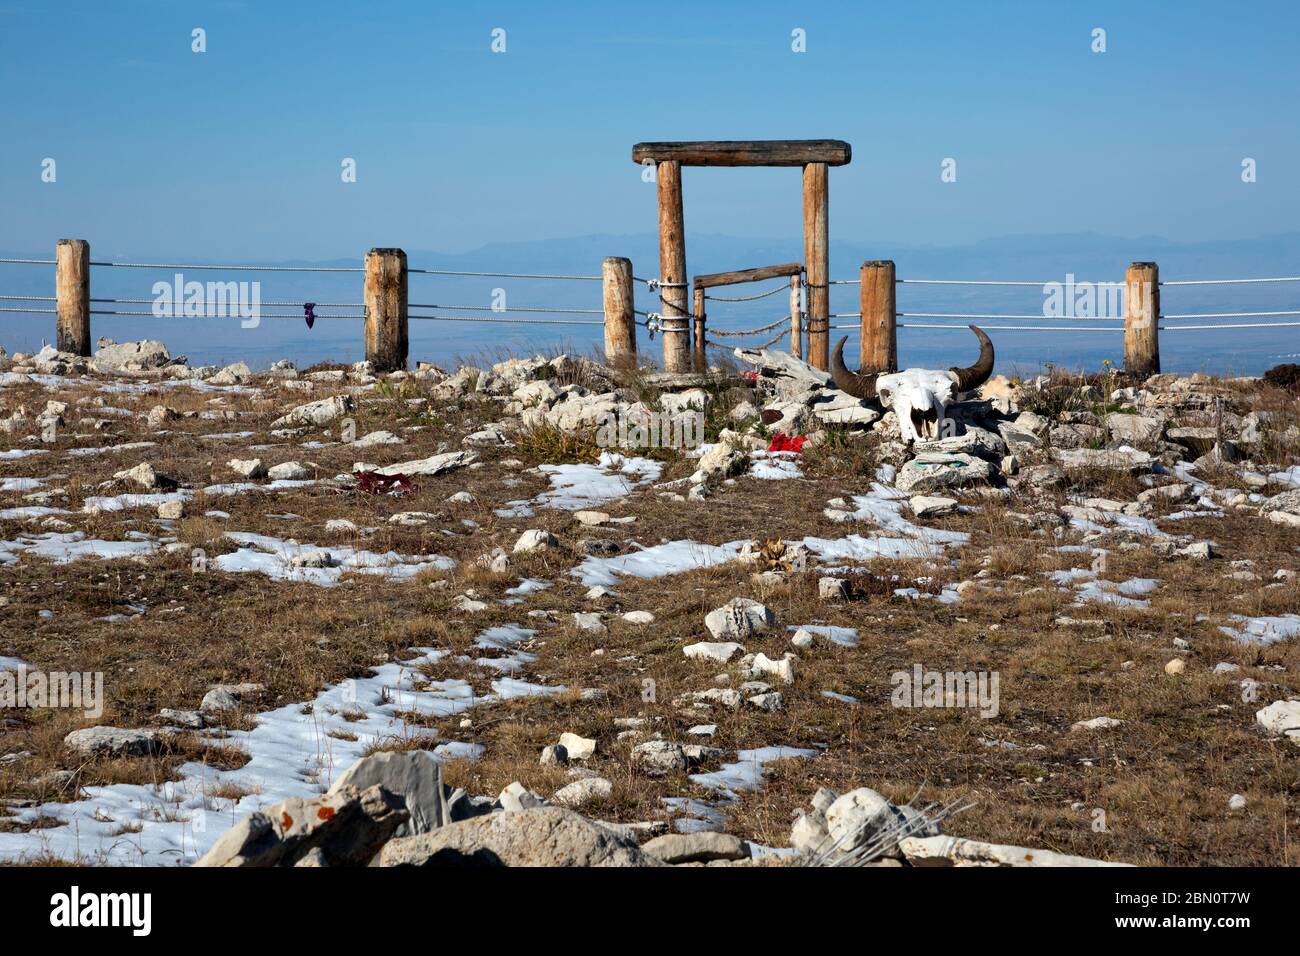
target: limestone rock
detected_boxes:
[895,453,993,493]
[270,395,354,429]
[328,750,475,835]
[63,726,160,758]
[195,784,407,867]
[551,776,613,809]
[93,339,172,372]
[379,806,659,867]
[898,834,1130,867]
[374,450,477,477]
[683,641,744,664]
[704,598,776,641]
[642,831,751,864]
[514,529,560,554]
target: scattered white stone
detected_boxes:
[557,732,597,761]
[227,458,266,479]
[683,641,744,664]
[622,611,655,625]
[268,461,310,480]
[910,495,958,518]
[704,597,776,641]
[540,744,568,766]
[270,394,354,429]
[513,529,559,554]
[752,652,796,684]
[114,462,159,490]
[1255,700,1300,742]
[550,776,612,808]
[1071,716,1123,732]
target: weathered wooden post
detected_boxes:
[859,260,897,373]
[789,273,803,359]
[631,140,850,370]
[692,285,706,369]
[364,248,408,373]
[602,256,636,367]
[802,162,829,370]
[657,160,690,372]
[1123,261,1160,378]
[56,239,90,356]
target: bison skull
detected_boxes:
[830,324,995,445]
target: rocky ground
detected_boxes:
[0,336,1297,866]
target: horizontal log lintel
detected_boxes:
[695,262,804,289]
[632,140,851,167]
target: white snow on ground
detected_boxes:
[691,746,818,797]
[213,532,455,586]
[572,539,747,588]
[787,624,860,647]
[0,449,47,460]
[0,646,485,866]
[895,585,962,603]
[826,484,970,547]
[1067,510,1164,538]
[1268,465,1300,488]
[66,442,158,457]
[83,492,189,514]
[200,431,256,441]
[1047,568,1158,609]
[821,690,859,704]
[799,533,952,564]
[490,676,568,699]
[80,480,319,512]
[1219,614,1300,646]
[0,531,159,566]
[0,477,43,492]
[201,479,318,496]
[746,450,803,480]
[495,453,661,517]
[473,624,538,673]
[665,745,818,833]
[0,506,70,521]
[572,505,963,588]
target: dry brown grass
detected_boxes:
[1,365,1298,866]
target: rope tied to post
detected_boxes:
[704,281,791,303]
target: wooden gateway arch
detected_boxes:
[631,139,852,373]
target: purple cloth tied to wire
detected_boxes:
[303,302,316,329]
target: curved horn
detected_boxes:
[949,324,994,393]
[830,336,878,400]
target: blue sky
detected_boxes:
[2,0,1297,261]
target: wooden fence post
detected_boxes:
[802,162,829,370]
[656,159,690,372]
[1124,261,1160,378]
[602,256,636,367]
[859,260,896,373]
[56,239,90,356]
[789,273,803,359]
[692,285,706,369]
[364,248,408,373]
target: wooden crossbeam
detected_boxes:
[694,262,803,290]
[632,140,851,167]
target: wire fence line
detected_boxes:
[3,254,1298,342]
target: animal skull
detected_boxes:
[830,325,995,445]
